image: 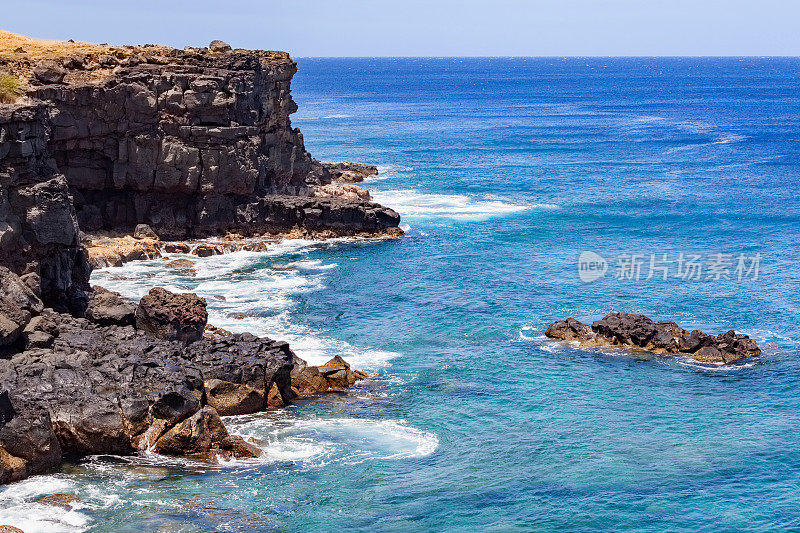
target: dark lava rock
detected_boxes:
[152,406,228,456]
[85,286,136,326]
[0,267,43,352]
[194,333,294,413]
[290,354,368,398]
[545,312,761,364]
[135,288,207,343]
[544,317,591,342]
[33,61,67,84]
[0,274,362,483]
[209,40,232,53]
[321,161,379,183]
[133,224,159,240]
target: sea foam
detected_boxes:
[369,188,551,221]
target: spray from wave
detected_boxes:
[369,188,554,221]
[92,239,399,369]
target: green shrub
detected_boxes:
[0,74,23,103]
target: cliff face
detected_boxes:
[36,50,323,236]
[0,36,400,314]
[0,104,89,314]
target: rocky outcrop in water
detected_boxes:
[322,161,379,183]
[290,354,369,397]
[0,280,365,484]
[545,312,761,364]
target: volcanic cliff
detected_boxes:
[0,31,399,314]
[0,32,396,485]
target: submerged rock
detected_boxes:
[36,492,81,509]
[545,312,761,364]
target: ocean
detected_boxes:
[2,57,800,532]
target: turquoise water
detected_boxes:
[4,58,800,532]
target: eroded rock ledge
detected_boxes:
[545,312,761,364]
[0,273,366,484]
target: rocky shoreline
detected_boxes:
[0,276,368,484]
[85,220,403,269]
[0,31,401,489]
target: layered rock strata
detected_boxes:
[1,33,400,313]
[545,312,761,364]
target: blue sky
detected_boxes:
[4,0,799,57]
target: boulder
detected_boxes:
[163,243,191,254]
[204,378,265,416]
[33,61,67,84]
[544,318,592,342]
[86,286,136,326]
[133,224,159,240]
[290,355,367,397]
[152,406,228,456]
[135,287,207,343]
[715,330,761,363]
[217,435,262,459]
[290,356,329,397]
[192,244,224,257]
[209,40,232,53]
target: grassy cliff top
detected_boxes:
[0,30,173,61]
[0,30,291,87]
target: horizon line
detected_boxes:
[294,55,800,59]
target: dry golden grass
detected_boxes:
[0,30,289,86]
[0,29,173,84]
[0,73,22,103]
[0,30,109,60]
[0,29,175,60]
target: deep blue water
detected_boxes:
[4,58,800,532]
